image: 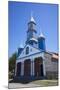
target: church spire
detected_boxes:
[39,32,45,38]
[38,28,45,38]
[29,11,36,24]
[26,12,37,45]
[30,12,35,23]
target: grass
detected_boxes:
[32,79,58,86]
[9,77,58,87]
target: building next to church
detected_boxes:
[14,15,58,80]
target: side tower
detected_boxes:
[26,15,38,47]
[38,32,46,51]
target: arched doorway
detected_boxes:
[24,59,31,77]
[34,57,43,77]
[16,62,21,76]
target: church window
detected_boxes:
[26,47,29,54]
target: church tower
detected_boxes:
[38,32,46,51]
[26,14,38,47]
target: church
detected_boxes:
[14,15,58,80]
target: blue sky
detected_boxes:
[8,1,58,57]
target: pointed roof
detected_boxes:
[30,12,36,23]
[38,32,45,38]
[30,16,35,23]
[17,44,41,59]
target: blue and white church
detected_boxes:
[15,15,58,80]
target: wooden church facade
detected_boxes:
[14,15,58,80]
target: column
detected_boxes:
[43,58,46,76]
[32,60,35,76]
[21,61,24,76]
[31,60,33,76]
[31,59,35,76]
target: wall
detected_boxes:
[44,52,58,79]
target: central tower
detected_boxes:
[26,15,38,47]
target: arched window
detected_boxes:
[26,47,29,54]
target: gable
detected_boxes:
[18,44,40,59]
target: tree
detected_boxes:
[9,52,17,72]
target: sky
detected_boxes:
[8,1,58,57]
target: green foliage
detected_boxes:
[9,52,17,72]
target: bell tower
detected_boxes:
[26,14,38,47]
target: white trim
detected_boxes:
[30,38,38,42]
[43,59,46,76]
[16,52,44,63]
[18,44,40,59]
[32,60,35,76]
[31,59,35,76]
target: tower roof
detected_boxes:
[30,11,36,23]
[30,37,38,42]
[30,16,35,23]
[38,32,45,38]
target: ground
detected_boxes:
[9,79,58,89]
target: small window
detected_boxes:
[26,47,29,54]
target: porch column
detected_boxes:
[32,60,35,76]
[21,61,24,76]
[31,59,35,76]
[43,58,46,76]
[31,60,33,76]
